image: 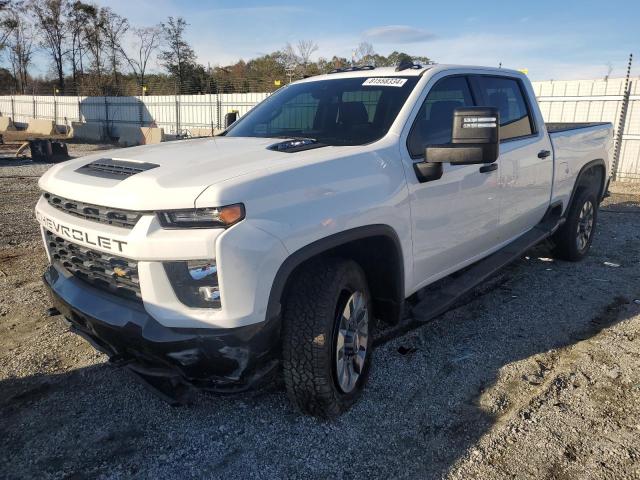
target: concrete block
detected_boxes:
[25,118,56,135]
[117,125,165,147]
[0,116,16,132]
[142,127,164,144]
[188,127,215,138]
[69,122,105,141]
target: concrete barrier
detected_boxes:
[69,122,105,142]
[0,116,16,132]
[188,127,215,137]
[25,118,56,135]
[117,126,165,147]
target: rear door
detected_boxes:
[401,75,501,290]
[469,75,553,241]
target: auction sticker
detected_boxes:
[362,78,407,87]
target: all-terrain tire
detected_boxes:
[552,188,599,261]
[281,258,373,418]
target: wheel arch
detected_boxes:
[566,159,608,213]
[266,225,405,327]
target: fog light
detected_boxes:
[164,260,221,308]
[198,286,220,302]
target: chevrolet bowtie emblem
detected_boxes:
[113,266,128,277]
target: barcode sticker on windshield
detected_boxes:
[362,78,407,87]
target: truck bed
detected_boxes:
[545,122,610,134]
[547,121,613,213]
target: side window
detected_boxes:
[407,76,474,158]
[472,76,534,141]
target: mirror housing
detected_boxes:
[425,107,500,165]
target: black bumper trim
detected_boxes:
[44,265,281,399]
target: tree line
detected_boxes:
[0,0,432,96]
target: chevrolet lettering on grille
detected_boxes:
[36,210,128,253]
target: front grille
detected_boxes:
[43,192,143,229]
[45,230,141,302]
[75,158,159,180]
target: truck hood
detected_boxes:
[39,137,318,210]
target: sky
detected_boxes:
[41,0,640,80]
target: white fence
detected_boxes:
[532,78,639,182]
[1,76,639,181]
[0,92,270,138]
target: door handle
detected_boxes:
[479,163,498,173]
[538,150,551,159]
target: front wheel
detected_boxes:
[281,258,372,418]
[552,188,599,261]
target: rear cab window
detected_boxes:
[469,75,536,141]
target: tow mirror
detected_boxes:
[425,107,500,165]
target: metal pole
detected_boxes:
[32,97,36,119]
[175,96,180,136]
[104,96,109,138]
[612,53,633,181]
[53,90,58,127]
[11,96,15,121]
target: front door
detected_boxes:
[401,75,501,291]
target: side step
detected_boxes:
[374,210,564,346]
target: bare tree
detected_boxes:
[354,41,375,65]
[5,4,34,93]
[282,42,298,82]
[604,62,614,82]
[296,39,317,73]
[0,0,15,50]
[30,0,69,91]
[83,6,106,79]
[120,26,161,92]
[68,1,94,86]
[100,7,128,86]
[159,16,196,90]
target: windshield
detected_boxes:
[224,76,420,146]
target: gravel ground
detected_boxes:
[0,153,639,479]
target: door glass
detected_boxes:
[473,76,533,140]
[407,76,474,157]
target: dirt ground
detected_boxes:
[0,149,639,479]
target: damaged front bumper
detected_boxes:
[44,264,280,404]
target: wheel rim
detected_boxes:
[335,290,369,394]
[576,199,594,252]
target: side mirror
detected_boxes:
[425,107,500,165]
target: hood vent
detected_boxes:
[76,158,159,180]
[267,138,327,153]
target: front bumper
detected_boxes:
[44,264,280,402]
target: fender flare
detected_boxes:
[265,224,405,323]
[565,158,607,212]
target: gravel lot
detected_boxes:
[1,149,639,479]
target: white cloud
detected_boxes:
[363,25,436,44]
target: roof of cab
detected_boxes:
[295,64,526,84]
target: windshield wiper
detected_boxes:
[270,135,318,141]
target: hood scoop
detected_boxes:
[267,138,327,153]
[76,158,159,180]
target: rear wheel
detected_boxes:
[552,188,598,261]
[281,258,372,418]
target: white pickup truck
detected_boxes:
[37,63,613,417]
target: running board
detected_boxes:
[374,210,564,346]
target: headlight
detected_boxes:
[158,204,245,229]
[164,260,221,308]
